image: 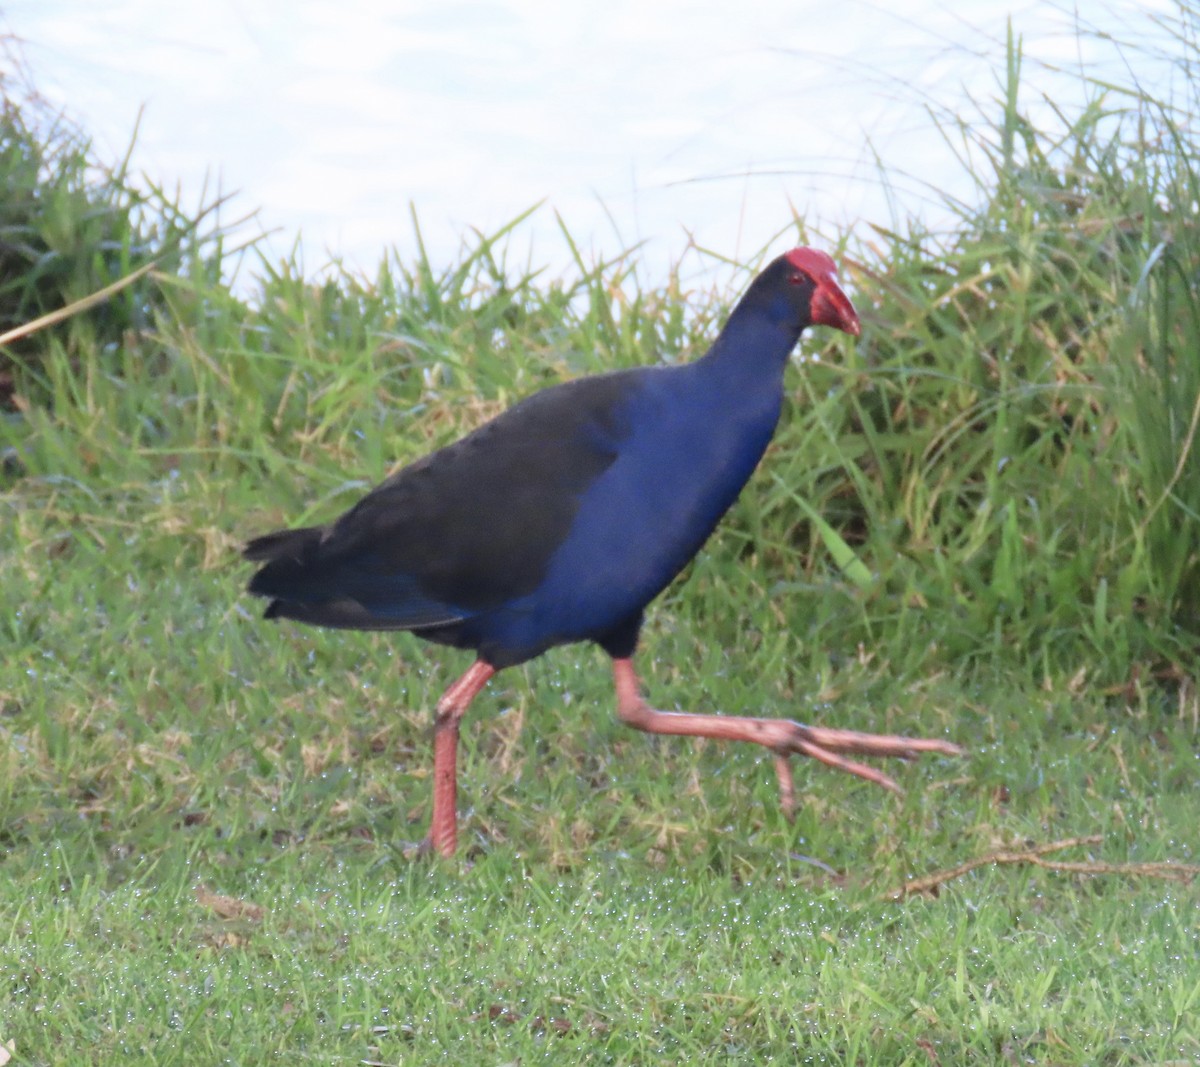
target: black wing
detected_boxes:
[245,369,640,630]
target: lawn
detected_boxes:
[5,535,1197,1064]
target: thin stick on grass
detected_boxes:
[883,835,1200,900]
[0,260,158,348]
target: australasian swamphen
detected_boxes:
[244,248,963,856]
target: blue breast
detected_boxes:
[463,360,784,660]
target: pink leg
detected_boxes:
[612,658,963,819]
[427,660,495,857]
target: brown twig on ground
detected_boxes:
[882,834,1200,900]
[195,884,266,922]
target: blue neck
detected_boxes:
[697,305,802,395]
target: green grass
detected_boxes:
[4,13,1200,1066]
[4,629,1198,1065]
[7,841,1198,1064]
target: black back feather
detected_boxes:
[244,368,639,631]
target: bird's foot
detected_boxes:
[611,658,964,823]
[769,723,965,819]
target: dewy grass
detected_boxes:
[3,9,1200,1066]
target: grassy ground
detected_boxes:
[3,569,1197,1064]
[4,16,1200,1067]
[4,548,1198,1065]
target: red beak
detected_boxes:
[811,278,861,337]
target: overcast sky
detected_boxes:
[0,1,1185,288]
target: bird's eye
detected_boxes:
[788,271,807,286]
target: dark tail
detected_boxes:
[243,524,463,631]
[243,525,325,564]
[243,525,328,605]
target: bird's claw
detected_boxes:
[771,722,965,814]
